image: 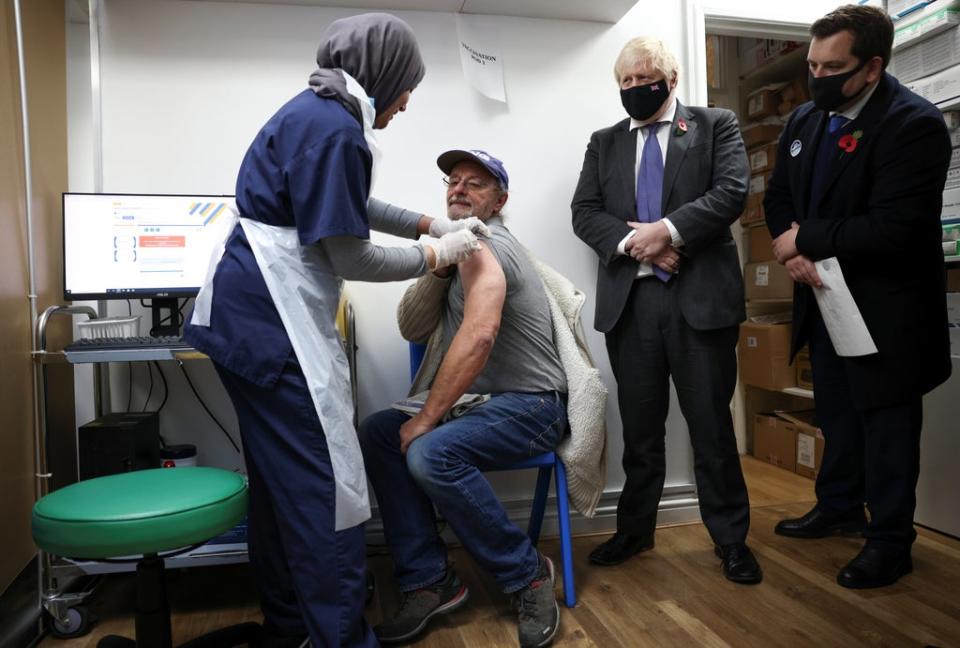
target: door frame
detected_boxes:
[681,0,813,107]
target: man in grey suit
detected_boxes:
[571,37,760,583]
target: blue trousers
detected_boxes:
[809,316,923,552]
[215,356,377,648]
[359,391,566,594]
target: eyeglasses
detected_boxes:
[442,176,494,191]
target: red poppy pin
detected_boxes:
[838,129,863,155]
[675,119,688,136]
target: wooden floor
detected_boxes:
[40,457,960,647]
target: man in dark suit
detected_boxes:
[572,37,760,584]
[765,4,951,589]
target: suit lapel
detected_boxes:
[616,123,639,219]
[813,74,895,213]
[662,103,697,210]
[797,111,825,220]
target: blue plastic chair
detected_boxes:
[409,342,576,607]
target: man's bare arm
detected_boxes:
[399,241,506,452]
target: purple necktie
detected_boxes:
[828,114,849,134]
[636,123,670,282]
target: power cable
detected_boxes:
[177,359,241,454]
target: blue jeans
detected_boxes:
[359,391,566,594]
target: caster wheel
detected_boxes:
[47,605,91,639]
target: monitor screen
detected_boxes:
[63,193,236,301]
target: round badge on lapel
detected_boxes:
[790,139,802,157]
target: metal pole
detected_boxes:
[89,0,102,194]
[89,0,112,412]
[14,0,40,494]
[13,0,44,636]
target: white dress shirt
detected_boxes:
[831,79,879,122]
[617,96,685,278]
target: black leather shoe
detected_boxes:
[837,545,912,589]
[714,543,763,584]
[775,507,866,539]
[589,532,654,566]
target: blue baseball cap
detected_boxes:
[437,149,509,190]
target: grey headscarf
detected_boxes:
[308,13,426,124]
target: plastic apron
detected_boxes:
[192,70,381,531]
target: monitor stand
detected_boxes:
[150,298,181,338]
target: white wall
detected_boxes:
[65,0,839,520]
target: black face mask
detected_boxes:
[620,79,670,121]
[807,59,869,112]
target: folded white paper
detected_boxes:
[455,14,507,103]
[813,257,878,357]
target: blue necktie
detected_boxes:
[636,123,670,282]
[828,114,849,134]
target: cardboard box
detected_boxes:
[890,23,960,83]
[796,347,813,389]
[748,142,778,174]
[741,122,783,149]
[888,0,934,19]
[948,265,960,291]
[797,431,824,479]
[744,261,793,301]
[947,167,960,189]
[947,292,960,355]
[741,193,765,226]
[739,321,796,389]
[951,147,960,170]
[942,187,960,222]
[753,40,803,68]
[748,224,774,262]
[944,222,960,256]
[747,84,786,121]
[749,171,773,197]
[780,77,810,105]
[906,63,960,106]
[944,109,960,129]
[894,6,960,52]
[753,413,797,471]
[774,409,823,479]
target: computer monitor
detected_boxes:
[63,193,236,335]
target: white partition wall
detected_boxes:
[66,0,840,532]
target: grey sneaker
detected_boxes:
[374,569,469,644]
[516,553,560,648]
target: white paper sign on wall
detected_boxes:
[455,14,506,104]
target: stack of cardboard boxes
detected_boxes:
[753,409,824,478]
[891,1,960,354]
[896,2,960,223]
[740,78,808,303]
[736,42,818,477]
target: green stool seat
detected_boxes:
[33,467,247,559]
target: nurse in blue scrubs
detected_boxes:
[185,14,482,647]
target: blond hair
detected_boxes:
[614,37,680,84]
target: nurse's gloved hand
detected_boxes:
[422,230,482,270]
[428,216,491,239]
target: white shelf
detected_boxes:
[782,386,814,399]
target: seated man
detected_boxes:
[359,149,569,648]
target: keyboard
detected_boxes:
[64,336,193,363]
